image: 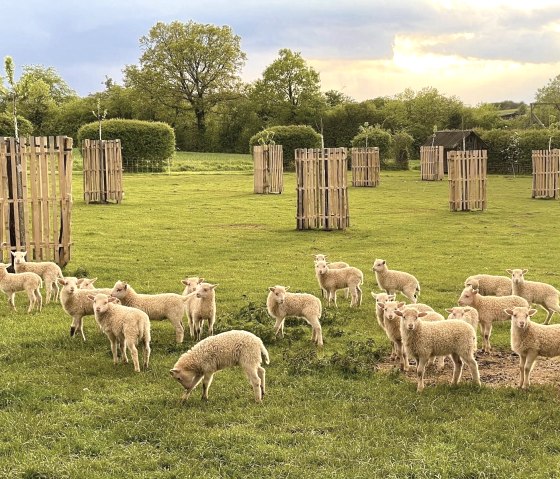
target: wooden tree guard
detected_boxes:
[447,150,487,212]
[532,149,559,199]
[253,145,283,194]
[82,139,124,204]
[295,148,349,230]
[420,146,445,180]
[351,147,380,187]
[0,136,73,267]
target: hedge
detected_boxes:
[249,125,322,170]
[0,114,34,137]
[77,119,175,172]
[351,127,393,160]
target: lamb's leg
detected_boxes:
[481,322,492,353]
[451,353,463,385]
[257,366,266,397]
[143,337,151,369]
[274,317,285,338]
[416,357,428,392]
[35,288,42,312]
[109,336,119,365]
[463,354,481,386]
[356,284,362,306]
[45,281,52,304]
[26,290,35,313]
[245,369,262,402]
[169,314,184,343]
[201,373,214,401]
[305,317,323,347]
[397,341,408,372]
[126,339,140,372]
[402,286,417,304]
[522,351,538,389]
[7,293,16,311]
[518,354,527,388]
[181,374,203,401]
[331,290,338,308]
[544,303,560,325]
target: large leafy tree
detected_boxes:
[533,74,560,126]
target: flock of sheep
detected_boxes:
[2,249,560,400]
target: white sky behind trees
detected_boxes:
[1,0,559,105]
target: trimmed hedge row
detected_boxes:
[77,119,175,172]
[0,113,34,137]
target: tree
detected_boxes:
[124,21,246,139]
[1,56,19,137]
[324,89,353,107]
[534,74,560,127]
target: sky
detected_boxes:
[1,0,560,105]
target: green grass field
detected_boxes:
[1,152,560,478]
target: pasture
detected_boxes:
[1,152,560,478]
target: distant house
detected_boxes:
[422,130,487,173]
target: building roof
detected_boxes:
[422,130,486,148]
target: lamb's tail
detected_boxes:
[260,342,270,365]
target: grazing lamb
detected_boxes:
[266,286,323,346]
[373,259,420,303]
[110,281,188,343]
[184,282,218,341]
[170,330,269,402]
[458,286,528,353]
[11,251,62,304]
[507,269,560,325]
[88,293,151,372]
[396,307,481,392]
[446,306,479,332]
[181,276,203,296]
[0,262,42,313]
[464,274,512,297]
[313,255,350,299]
[314,260,363,307]
[507,306,560,389]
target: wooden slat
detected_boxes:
[253,145,283,194]
[532,150,559,199]
[351,147,380,187]
[421,146,444,181]
[82,139,124,204]
[447,150,487,211]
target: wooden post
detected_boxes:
[447,150,487,211]
[421,146,444,180]
[532,149,560,199]
[253,145,283,194]
[351,147,380,187]
[82,139,124,204]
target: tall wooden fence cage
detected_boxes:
[420,146,445,180]
[532,149,559,199]
[447,150,487,212]
[295,148,349,230]
[351,147,380,187]
[253,145,283,194]
[82,139,123,204]
[0,136,73,267]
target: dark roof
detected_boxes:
[422,130,486,148]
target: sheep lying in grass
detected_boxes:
[88,293,151,372]
[507,306,560,389]
[458,286,528,353]
[184,282,218,341]
[111,281,189,343]
[373,259,420,303]
[266,286,323,346]
[314,260,363,307]
[313,255,349,299]
[507,269,560,325]
[181,276,203,296]
[0,263,42,313]
[397,307,481,392]
[170,330,269,402]
[464,274,512,297]
[11,251,62,304]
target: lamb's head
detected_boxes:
[371,292,396,304]
[464,278,480,290]
[313,254,327,263]
[195,282,218,299]
[58,277,79,294]
[170,366,201,399]
[111,280,129,300]
[181,276,204,295]
[395,307,428,330]
[372,259,387,272]
[314,260,329,275]
[446,306,466,320]
[381,301,405,323]
[11,251,27,265]
[505,306,537,329]
[268,285,289,304]
[77,277,97,289]
[458,286,478,306]
[88,293,118,314]
[507,268,528,286]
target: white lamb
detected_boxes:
[266,285,323,346]
[507,269,560,325]
[11,251,62,304]
[170,330,269,402]
[464,274,512,297]
[0,262,42,313]
[458,286,529,353]
[507,306,560,389]
[76,277,98,289]
[396,307,481,392]
[378,300,409,370]
[181,276,203,296]
[314,260,363,307]
[88,293,151,372]
[110,281,189,343]
[446,306,480,332]
[184,282,218,341]
[372,259,420,303]
[313,255,349,299]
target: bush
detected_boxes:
[0,113,34,137]
[249,125,322,170]
[392,131,414,170]
[77,119,175,172]
[351,126,393,160]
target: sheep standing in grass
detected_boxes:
[373,259,420,303]
[181,276,203,296]
[266,286,323,346]
[314,260,363,307]
[397,307,480,392]
[507,269,560,325]
[185,282,218,341]
[458,286,528,353]
[446,306,479,332]
[378,300,409,370]
[0,263,42,313]
[110,281,188,343]
[313,255,350,299]
[11,251,62,304]
[170,330,269,402]
[507,306,560,389]
[464,274,512,297]
[88,293,151,372]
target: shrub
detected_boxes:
[392,131,414,170]
[351,126,393,160]
[249,125,322,170]
[77,119,175,172]
[0,113,34,137]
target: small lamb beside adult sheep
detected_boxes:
[267,285,323,346]
[458,286,528,353]
[181,276,203,296]
[184,281,218,341]
[170,330,269,402]
[373,259,420,303]
[111,281,189,343]
[0,262,42,313]
[507,306,560,389]
[396,307,481,392]
[11,251,62,304]
[507,269,560,325]
[313,255,349,299]
[88,293,151,372]
[314,260,363,307]
[464,274,512,297]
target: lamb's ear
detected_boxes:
[210,284,218,289]
[417,311,428,318]
[91,277,98,283]
[169,368,180,378]
[57,278,66,286]
[371,292,378,299]
[445,308,453,313]
[23,251,27,257]
[382,260,386,265]
[377,302,385,308]
[87,294,96,302]
[123,282,128,290]
[181,279,188,286]
[471,288,479,295]
[504,308,514,316]
[522,269,528,274]
[108,297,118,303]
[397,301,405,309]
[76,278,84,285]
[199,278,205,284]
[394,310,404,317]
[285,286,290,291]
[388,294,395,300]
[506,269,513,275]
[268,287,275,292]
[10,251,15,256]
[528,308,538,316]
